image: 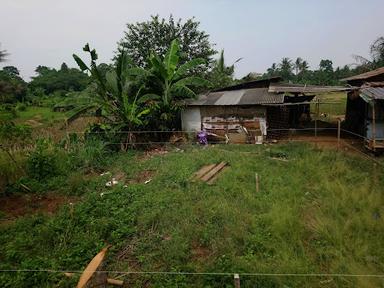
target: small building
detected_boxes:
[342,67,384,150]
[182,77,350,143]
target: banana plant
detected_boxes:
[71,44,152,131]
[129,39,211,107]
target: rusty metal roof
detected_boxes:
[360,87,384,100]
[341,67,384,82]
[268,83,354,93]
[187,88,285,106]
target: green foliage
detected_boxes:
[28,63,89,97]
[72,45,152,132]
[131,39,210,130]
[0,121,31,146]
[1,144,383,287]
[261,36,384,85]
[26,139,61,180]
[207,50,241,89]
[116,15,216,72]
[0,66,27,103]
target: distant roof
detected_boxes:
[186,88,284,106]
[268,83,354,93]
[213,77,282,92]
[341,67,384,82]
[360,87,384,101]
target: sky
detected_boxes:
[1,0,383,80]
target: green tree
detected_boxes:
[208,50,241,89]
[279,57,294,81]
[0,66,26,103]
[29,63,89,96]
[129,39,210,130]
[116,15,216,72]
[370,36,384,67]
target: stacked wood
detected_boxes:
[192,162,228,184]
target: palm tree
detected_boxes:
[294,57,303,75]
[209,49,242,88]
[279,57,293,80]
[0,44,8,62]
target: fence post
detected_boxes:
[337,119,341,150]
[234,274,240,288]
[315,98,320,137]
[255,173,259,193]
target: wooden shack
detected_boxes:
[342,67,384,151]
[182,77,350,143]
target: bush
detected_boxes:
[16,102,27,111]
[26,139,61,180]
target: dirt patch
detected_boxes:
[0,193,79,221]
[191,242,211,262]
[129,170,156,184]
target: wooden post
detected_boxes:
[372,101,376,152]
[234,274,240,288]
[255,173,259,193]
[337,119,341,150]
[315,98,320,137]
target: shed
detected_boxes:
[182,78,349,143]
[342,67,384,150]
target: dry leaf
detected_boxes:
[77,246,110,288]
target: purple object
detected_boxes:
[197,130,208,145]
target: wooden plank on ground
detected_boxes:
[207,166,228,185]
[192,164,217,181]
[200,162,227,182]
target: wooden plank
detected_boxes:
[192,164,216,180]
[200,162,227,182]
[207,166,228,185]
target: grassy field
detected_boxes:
[0,143,383,287]
[311,92,347,123]
[0,106,66,126]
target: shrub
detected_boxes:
[26,139,60,180]
[16,102,27,111]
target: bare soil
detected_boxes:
[0,193,79,222]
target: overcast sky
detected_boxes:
[1,0,383,80]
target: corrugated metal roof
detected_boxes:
[213,77,282,92]
[268,83,354,93]
[341,67,384,82]
[186,88,285,106]
[360,87,384,100]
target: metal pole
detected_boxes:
[234,274,240,288]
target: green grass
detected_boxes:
[311,92,347,122]
[15,107,66,124]
[0,106,66,126]
[0,143,383,287]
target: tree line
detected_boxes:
[261,37,384,85]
